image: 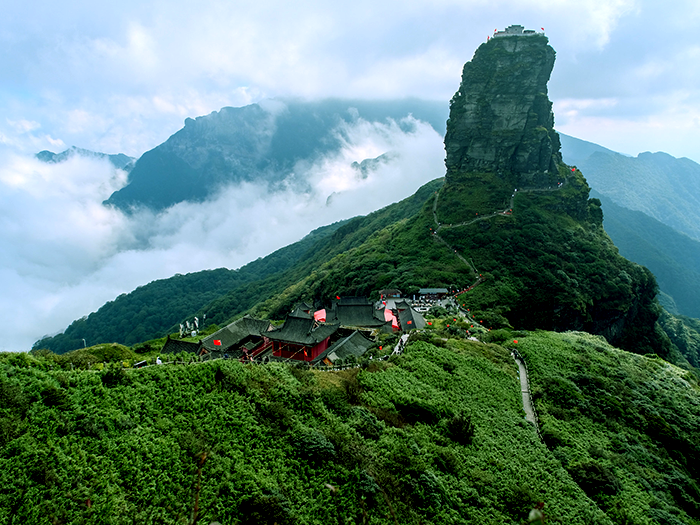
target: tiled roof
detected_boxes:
[312,331,373,365]
[161,337,202,354]
[399,307,427,331]
[201,315,271,351]
[266,315,340,345]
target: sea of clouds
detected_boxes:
[0,115,445,351]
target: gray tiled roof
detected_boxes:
[399,307,427,331]
[201,315,272,352]
[266,315,340,345]
[161,337,202,354]
[312,331,373,365]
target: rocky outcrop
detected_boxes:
[437,31,667,358]
[444,34,563,188]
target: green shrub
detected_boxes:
[445,411,474,446]
[293,428,336,464]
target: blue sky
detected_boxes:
[1,0,699,351]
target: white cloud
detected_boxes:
[0,116,444,351]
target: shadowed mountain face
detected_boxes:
[104,99,448,212]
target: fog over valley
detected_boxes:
[0,113,445,350]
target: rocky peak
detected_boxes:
[444,32,562,187]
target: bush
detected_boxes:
[568,461,621,498]
[293,428,336,464]
[238,489,295,525]
[445,411,475,446]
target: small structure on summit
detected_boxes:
[493,25,539,38]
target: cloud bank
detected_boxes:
[0,116,445,351]
[2,0,700,161]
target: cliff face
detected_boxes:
[445,35,562,188]
[433,32,668,357]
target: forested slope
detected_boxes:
[4,329,700,523]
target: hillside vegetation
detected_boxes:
[3,328,700,524]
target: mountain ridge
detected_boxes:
[104,98,448,211]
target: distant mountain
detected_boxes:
[594,191,700,318]
[36,146,135,171]
[559,133,621,165]
[559,135,700,318]
[560,137,700,242]
[105,98,448,211]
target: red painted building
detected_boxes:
[267,313,340,362]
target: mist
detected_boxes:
[0,115,445,351]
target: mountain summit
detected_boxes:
[428,30,663,352]
[445,31,559,185]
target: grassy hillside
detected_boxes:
[34,178,446,354]
[519,331,700,524]
[31,220,350,353]
[3,328,700,523]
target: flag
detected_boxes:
[407,320,412,325]
[336,295,341,300]
[213,340,222,346]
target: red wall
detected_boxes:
[273,337,330,361]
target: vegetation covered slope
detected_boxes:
[34,178,444,353]
[31,221,349,353]
[3,328,700,524]
[519,330,700,525]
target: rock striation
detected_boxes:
[445,33,562,188]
